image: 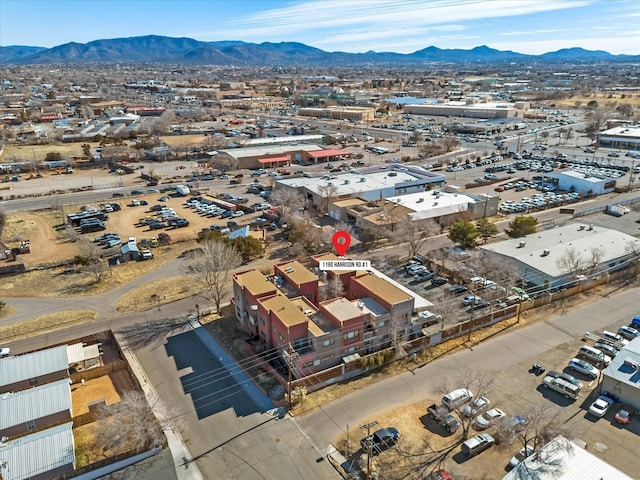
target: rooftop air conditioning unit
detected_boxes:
[285,267,295,273]
[541,249,550,257]
[579,225,585,230]
[518,241,526,248]
[588,224,594,231]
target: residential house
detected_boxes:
[232,269,278,335]
[274,260,319,304]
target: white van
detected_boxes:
[442,388,473,410]
[579,345,611,366]
[542,376,581,400]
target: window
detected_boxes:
[323,339,335,347]
[303,361,314,368]
[26,420,36,430]
[322,354,334,361]
[29,378,37,386]
[378,320,386,328]
[345,330,359,340]
[346,346,356,353]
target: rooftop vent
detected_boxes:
[579,225,585,230]
[541,249,550,257]
[518,241,526,248]
[285,266,295,273]
[623,358,639,370]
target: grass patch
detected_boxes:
[0,310,97,342]
[114,275,200,313]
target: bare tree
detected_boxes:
[94,390,165,454]
[587,246,604,273]
[76,241,108,283]
[184,240,242,313]
[318,275,344,302]
[556,246,585,274]
[394,217,439,258]
[317,184,339,213]
[269,186,306,220]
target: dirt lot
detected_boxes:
[71,375,121,416]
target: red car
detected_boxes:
[426,470,452,480]
[614,406,635,425]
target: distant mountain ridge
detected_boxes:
[1,35,637,65]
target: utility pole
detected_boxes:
[360,420,378,480]
[287,340,294,412]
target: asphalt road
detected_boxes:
[296,286,640,449]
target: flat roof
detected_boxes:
[548,171,607,184]
[220,143,323,159]
[235,269,277,296]
[0,379,71,430]
[332,198,367,208]
[386,190,477,219]
[503,435,633,480]
[277,169,432,197]
[259,294,309,328]
[0,345,68,388]
[322,297,365,323]
[276,260,317,286]
[602,337,640,389]
[599,126,640,138]
[482,224,640,279]
[1,422,75,480]
[308,149,351,159]
[352,272,413,306]
[66,343,101,364]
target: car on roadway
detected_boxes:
[568,358,599,379]
[462,396,490,418]
[588,395,614,417]
[360,427,400,456]
[614,406,635,425]
[607,152,620,157]
[475,408,506,429]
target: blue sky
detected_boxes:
[1,0,639,55]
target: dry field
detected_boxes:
[552,92,640,110]
[0,310,97,342]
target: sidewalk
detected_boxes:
[116,333,204,480]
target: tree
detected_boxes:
[587,246,604,273]
[475,218,498,244]
[448,220,479,249]
[539,130,549,144]
[45,151,62,161]
[394,218,439,258]
[584,109,606,143]
[556,246,584,274]
[268,187,306,220]
[94,390,164,454]
[184,239,242,313]
[0,299,6,315]
[75,242,108,283]
[505,216,538,238]
[230,236,264,263]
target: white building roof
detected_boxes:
[220,143,323,159]
[66,343,101,364]
[0,379,71,430]
[548,170,607,184]
[385,190,478,220]
[243,134,325,146]
[482,224,640,279]
[0,422,75,480]
[503,435,633,480]
[0,346,68,388]
[599,125,640,139]
[602,337,640,388]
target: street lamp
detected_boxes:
[195,303,200,321]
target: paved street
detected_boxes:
[296,287,640,449]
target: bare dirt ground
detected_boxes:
[552,92,640,110]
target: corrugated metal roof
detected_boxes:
[502,435,633,480]
[1,379,71,430]
[0,422,75,480]
[0,346,68,388]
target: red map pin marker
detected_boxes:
[332,230,351,257]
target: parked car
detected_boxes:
[462,294,482,306]
[508,445,535,469]
[360,427,400,456]
[462,396,490,418]
[447,284,467,295]
[617,325,640,341]
[588,395,614,417]
[231,211,245,218]
[461,433,495,457]
[0,346,11,358]
[414,270,435,283]
[475,408,506,429]
[614,406,635,425]
[546,370,582,388]
[431,276,448,286]
[149,221,165,230]
[593,342,619,359]
[568,358,600,379]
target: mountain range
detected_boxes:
[1,35,637,66]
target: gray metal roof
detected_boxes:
[0,422,75,480]
[482,224,639,279]
[502,435,632,480]
[602,337,640,387]
[0,346,68,388]
[1,379,72,430]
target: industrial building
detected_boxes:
[597,125,640,148]
[297,106,376,121]
[600,337,640,411]
[403,99,525,119]
[218,144,325,169]
[542,170,617,195]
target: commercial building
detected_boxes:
[542,171,617,195]
[298,106,376,121]
[597,125,640,148]
[481,224,640,289]
[218,143,325,169]
[503,435,633,480]
[600,337,640,410]
[276,165,446,212]
[403,99,521,119]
